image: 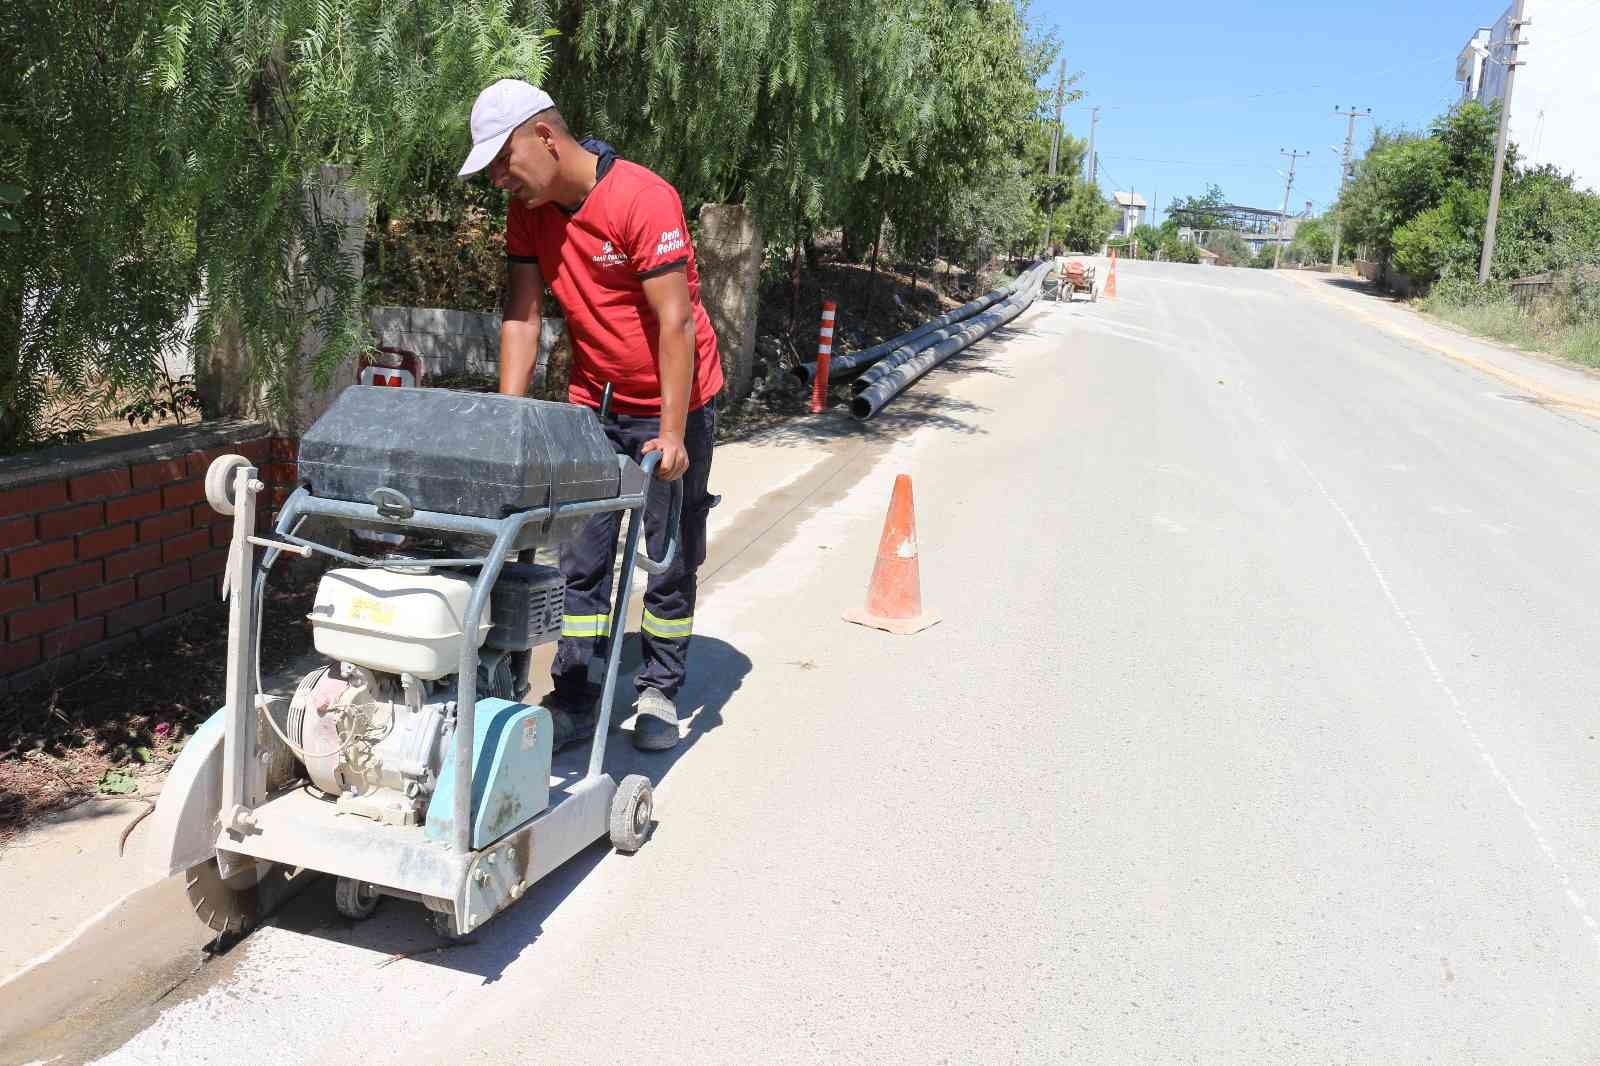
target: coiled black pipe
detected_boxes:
[850,264,1049,420]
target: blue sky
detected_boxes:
[1029,0,1502,221]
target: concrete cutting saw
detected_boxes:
[143,386,679,937]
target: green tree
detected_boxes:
[883,3,1061,272]
[1432,100,1503,188]
[1334,102,1505,272]
[1204,231,1251,266]
[2,0,549,453]
[1390,187,1484,280]
[1290,218,1334,264]
[1167,183,1229,233]
[1051,181,1118,253]
[1164,239,1200,265]
[562,0,940,237]
[1129,224,1164,259]
[1248,244,1279,269]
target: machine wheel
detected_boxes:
[334,877,381,920]
[430,908,465,939]
[204,454,251,516]
[185,858,260,936]
[609,774,653,853]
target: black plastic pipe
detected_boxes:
[789,271,1031,390]
[848,268,1043,393]
[850,265,1048,420]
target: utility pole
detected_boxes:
[1086,107,1100,186]
[1274,149,1309,269]
[1043,59,1066,254]
[1329,106,1371,270]
[1479,0,1529,284]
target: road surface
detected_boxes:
[24,261,1600,1063]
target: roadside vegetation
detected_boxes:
[1332,100,1600,369]
[2,0,1107,457]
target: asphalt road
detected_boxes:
[65,261,1600,1063]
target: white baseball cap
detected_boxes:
[457,79,556,177]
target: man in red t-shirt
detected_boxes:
[459,79,722,752]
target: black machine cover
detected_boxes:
[297,386,620,518]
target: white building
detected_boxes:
[1111,191,1147,237]
[1456,27,1492,99]
[1457,0,1600,192]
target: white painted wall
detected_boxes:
[1470,0,1600,192]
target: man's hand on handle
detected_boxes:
[641,434,690,481]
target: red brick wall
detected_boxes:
[0,423,297,693]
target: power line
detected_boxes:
[1100,154,1341,171]
[1094,155,1123,198]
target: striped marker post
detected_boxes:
[810,301,837,414]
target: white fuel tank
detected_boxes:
[309,568,490,679]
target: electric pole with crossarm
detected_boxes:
[1479,0,1529,284]
[1274,149,1309,269]
[1330,107,1370,270]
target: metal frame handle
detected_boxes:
[635,451,683,576]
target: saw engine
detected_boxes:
[282,560,565,827]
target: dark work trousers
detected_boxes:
[551,401,716,702]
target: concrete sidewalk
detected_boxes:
[1286,270,1600,417]
[0,333,1006,1056]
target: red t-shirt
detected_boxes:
[505,149,723,415]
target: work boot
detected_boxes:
[632,688,680,752]
[540,685,599,751]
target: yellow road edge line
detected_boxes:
[1287,272,1600,420]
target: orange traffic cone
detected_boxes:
[842,474,941,635]
[1105,248,1118,300]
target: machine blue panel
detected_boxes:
[424,699,553,850]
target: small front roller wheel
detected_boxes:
[430,907,467,939]
[609,774,654,853]
[334,877,381,920]
[204,454,251,516]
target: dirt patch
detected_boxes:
[0,570,319,841]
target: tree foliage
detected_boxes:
[1290,217,1333,264]
[1341,98,1600,288]
[1333,100,1550,279]
[3,0,1059,453]
[1167,183,1228,233]
[1203,231,1251,266]
[558,0,1055,266]
[2,0,551,452]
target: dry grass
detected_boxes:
[1421,293,1600,370]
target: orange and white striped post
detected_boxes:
[809,301,837,414]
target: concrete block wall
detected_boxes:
[368,306,570,399]
[0,421,293,694]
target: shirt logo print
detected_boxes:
[592,239,627,267]
[655,228,685,256]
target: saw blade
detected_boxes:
[184,859,260,936]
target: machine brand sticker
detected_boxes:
[521,717,539,750]
[348,596,395,626]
